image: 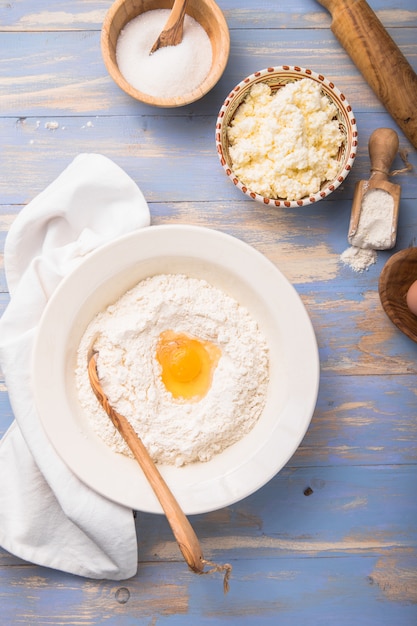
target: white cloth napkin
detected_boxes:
[0,154,151,579]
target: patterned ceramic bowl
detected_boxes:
[215,66,358,207]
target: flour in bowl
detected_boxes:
[75,274,269,466]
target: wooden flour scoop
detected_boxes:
[316,0,417,149]
[348,128,401,250]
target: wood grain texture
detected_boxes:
[1,0,416,30]
[0,0,416,623]
[0,27,416,118]
[1,555,416,624]
[0,115,415,207]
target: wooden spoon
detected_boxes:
[87,350,204,574]
[150,0,188,55]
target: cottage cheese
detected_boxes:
[227,78,345,200]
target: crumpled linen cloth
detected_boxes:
[0,154,151,579]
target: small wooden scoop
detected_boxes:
[348,128,401,250]
[150,0,188,54]
[88,350,204,574]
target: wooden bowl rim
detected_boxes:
[378,247,417,343]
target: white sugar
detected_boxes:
[116,10,212,99]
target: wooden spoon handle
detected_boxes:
[315,0,417,148]
[88,355,204,574]
[162,0,188,32]
[368,128,399,181]
[150,0,188,54]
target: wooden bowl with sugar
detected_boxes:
[101,0,230,107]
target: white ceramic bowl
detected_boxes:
[32,225,319,515]
[216,66,358,207]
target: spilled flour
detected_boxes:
[75,274,269,467]
[340,246,377,272]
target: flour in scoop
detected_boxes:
[75,274,269,467]
[349,188,395,250]
[341,188,395,272]
[116,10,212,98]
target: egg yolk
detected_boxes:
[156,330,221,400]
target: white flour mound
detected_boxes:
[75,274,269,467]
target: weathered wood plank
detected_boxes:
[133,464,417,559]
[0,553,416,624]
[0,27,416,117]
[0,0,416,30]
[299,375,417,465]
[1,371,417,460]
[0,465,416,619]
[2,464,416,565]
[0,113,415,208]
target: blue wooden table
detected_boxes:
[1,1,417,624]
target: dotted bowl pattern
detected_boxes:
[215,66,358,208]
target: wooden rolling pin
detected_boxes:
[316,0,417,149]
